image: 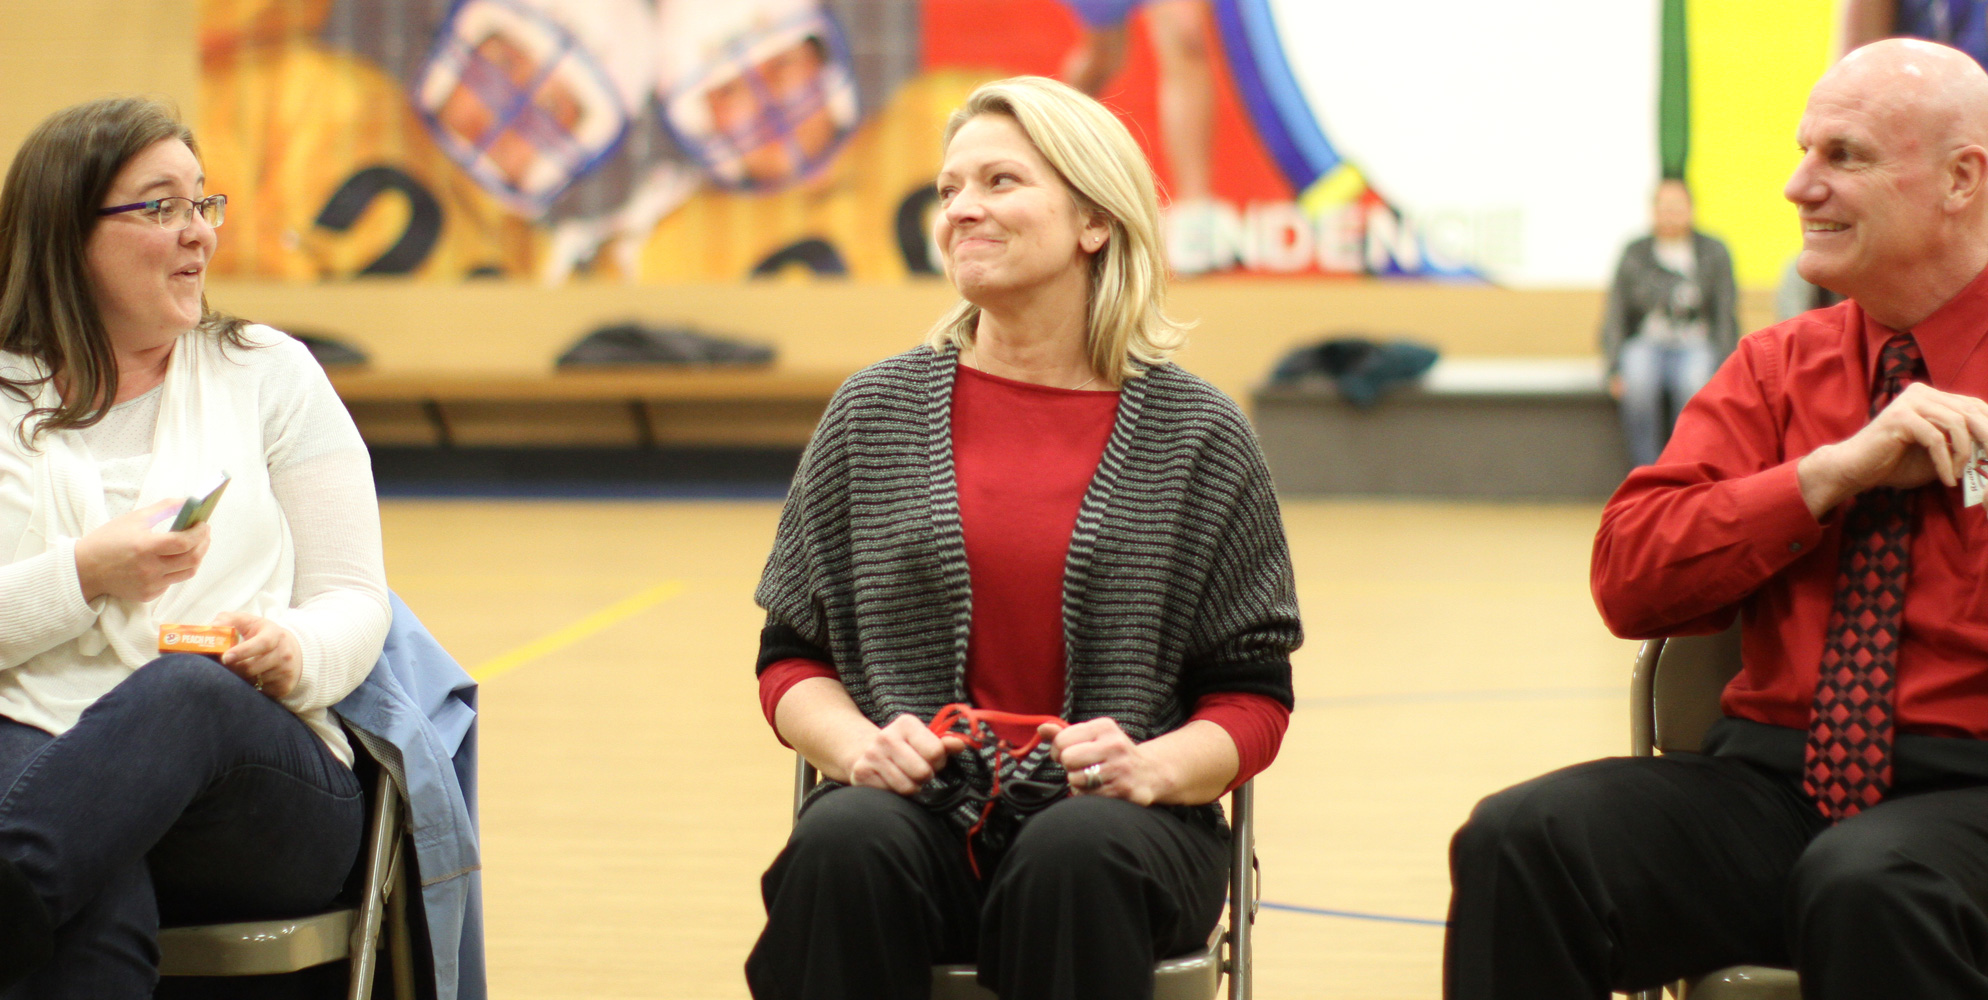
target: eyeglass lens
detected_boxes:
[151,196,226,230]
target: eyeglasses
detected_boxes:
[97,195,227,231]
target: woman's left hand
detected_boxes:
[211,613,301,699]
[1039,717,1170,807]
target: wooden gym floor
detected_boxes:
[381,497,1639,999]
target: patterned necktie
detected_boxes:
[1802,332,1927,822]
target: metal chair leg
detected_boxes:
[1630,639,1664,757]
[347,784,402,1000]
[793,757,819,823]
[1227,780,1255,1000]
[387,836,417,1000]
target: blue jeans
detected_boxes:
[1617,336,1719,467]
[0,655,364,999]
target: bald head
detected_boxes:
[1823,38,1988,154]
[1787,39,1988,329]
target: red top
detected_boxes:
[1592,265,1988,738]
[761,363,1289,788]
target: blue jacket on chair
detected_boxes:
[335,593,485,1000]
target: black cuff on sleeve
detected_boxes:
[1179,655,1295,710]
[757,623,832,676]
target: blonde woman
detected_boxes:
[747,76,1300,1000]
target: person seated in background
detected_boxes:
[1600,177,1739,467]
[1446,40,1988,999]
[744,76,1299,1000]
[0,97,389,995]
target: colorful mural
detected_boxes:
[200,0,1666,285]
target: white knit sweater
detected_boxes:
[0,325,388,765]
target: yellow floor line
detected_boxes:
[471,580,688,682]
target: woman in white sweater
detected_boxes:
[0,98,389,995]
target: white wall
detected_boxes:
[1272,0,1660,287]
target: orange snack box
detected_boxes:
[158,624,239,657]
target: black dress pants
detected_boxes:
[744,785,1229,1000]
[1446,752,1988,999]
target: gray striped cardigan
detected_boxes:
[755,346,1300,821]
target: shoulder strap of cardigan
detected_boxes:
[1058,365,1150,718]
[922,346,973,703]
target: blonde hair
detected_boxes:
[923,76,1187,379]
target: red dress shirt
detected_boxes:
[1593,265,1988,739]
[761,364,1289,786]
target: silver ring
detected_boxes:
[253,676,264,692]
[1082,763,1104,790]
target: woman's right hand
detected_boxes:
[846,713,967,796]
[73,499,211,603]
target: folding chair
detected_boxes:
[1627,627,1800,1000]
[156,729,417,1000]
[793,756,1258,1000]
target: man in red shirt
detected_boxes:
[1446,39,1988,1000]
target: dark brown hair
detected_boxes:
[0,97,246,446]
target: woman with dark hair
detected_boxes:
[0,98,387,994]
[745,76,1299,1000]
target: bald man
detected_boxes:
[1446,40,1988,999]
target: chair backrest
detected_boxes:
[1630,623,1743,756]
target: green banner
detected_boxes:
[1659,0,1690,179]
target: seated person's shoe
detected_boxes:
[0,857,52,989]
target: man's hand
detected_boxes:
[845,713,968,797]
[73,499,211,603]
[1799,383,1988,518]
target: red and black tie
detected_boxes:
[1802,332,1926,822]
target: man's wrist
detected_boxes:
[1797,443,1858,520]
